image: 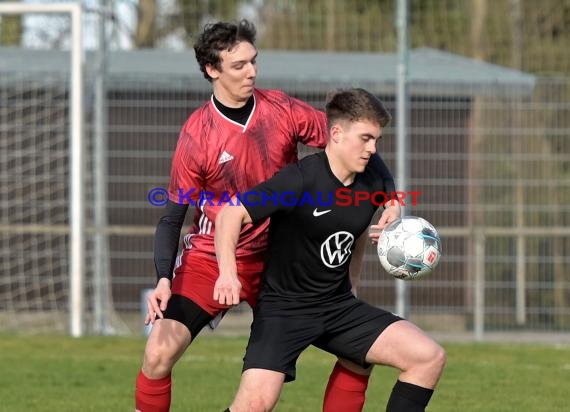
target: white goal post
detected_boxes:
[0,2,85,337]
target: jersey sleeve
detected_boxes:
[167,124,205,205]
[154,201,188,281]
[238,164,303,223]
[286,95,329,149]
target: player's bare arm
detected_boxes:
[378,201,402,228]
[214,202,253,306]
[369,202,401,243]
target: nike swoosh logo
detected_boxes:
[313,208,332,217]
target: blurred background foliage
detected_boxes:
[1,0,569,75]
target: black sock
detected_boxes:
[386,380,434,412]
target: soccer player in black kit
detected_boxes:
[214,88,446,412]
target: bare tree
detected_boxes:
[0,12,22,46]
[135,0,156,48]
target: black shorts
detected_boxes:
[243,296,403,382]
[163,294,215,339]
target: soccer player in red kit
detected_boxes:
[135,20,401,412]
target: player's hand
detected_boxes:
[369,202,402,243]
[144,278,171,325]
[213,274,242,306]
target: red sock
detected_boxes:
[135,370,172,412]
[322,362,370,412]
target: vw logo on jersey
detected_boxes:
[320,231,355,268]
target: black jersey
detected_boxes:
[241,151,386,307]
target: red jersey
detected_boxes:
[168,89,328,265]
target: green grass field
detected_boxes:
[1,334,568,411]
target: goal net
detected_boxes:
[0,3,126,336]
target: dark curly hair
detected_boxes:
[193,19,257,82]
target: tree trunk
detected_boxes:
[0,14,22,46]
[135,0,156,48]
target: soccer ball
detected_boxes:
[377,216,442,280]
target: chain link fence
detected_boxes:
[1,0,569,338]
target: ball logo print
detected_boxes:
[320,231,355,268]
[377,216,442,280]
[425,248,438,265]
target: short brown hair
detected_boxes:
[325,88,391,129]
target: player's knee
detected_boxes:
[143,344,176,377]
[426,342,446,375]
[231,393,274,412]
[243,395,274,412]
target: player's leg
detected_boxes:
[136,319,190,412]
[136,294,214,412]
[318,297,430,412]
[322,359,372,412]
[365,320,446,412]
[136,254,223,411]
[226,302,320,411]
[136,254,263,412]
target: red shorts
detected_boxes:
[171,252,265,317]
